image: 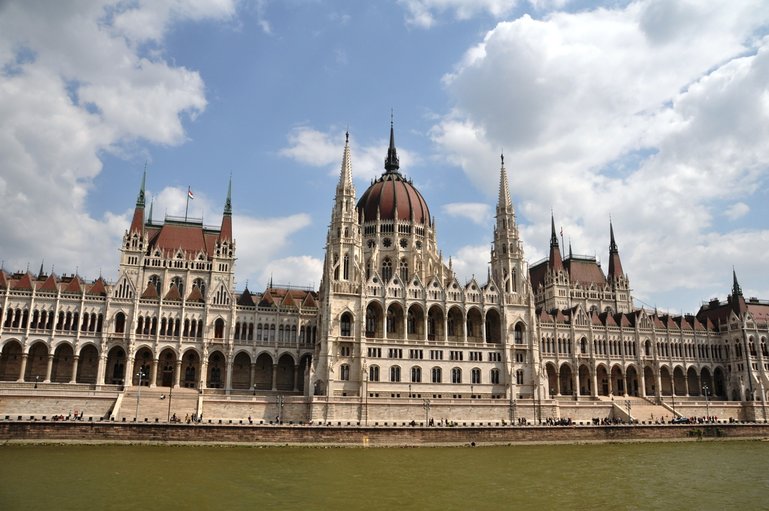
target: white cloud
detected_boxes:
[0,1,236,280]
[724,202,750,221]
[233,214,314,288]
[448,244,490,284]
[442,202,492,225]
[398,0,517,28]
[258,255,323,289]
[430,0,769,310]
[280,126,420,183]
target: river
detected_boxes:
[0,441,766,510]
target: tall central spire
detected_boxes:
[338,131,353,192]
[384,113,400,173]
[498,153,512,211]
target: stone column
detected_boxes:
[224,355,233,392]
[96,354,107,386]
[149,358,158,387]
[572,369,579,400]
[200,360,208,389]
[70,355,80,384]
[250,362,256,390]
[271,363,278,391]
[462,315,468,345]
[683,373,689,397]
[175,359,182,388]
[17,353,28,382]
[639,369,646,397]
[124,355,134,388]
[293,364,299,392]
[44,354,54,383]
[591,367,598,398]
[655,369,662,401]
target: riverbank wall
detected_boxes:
[1,421,768,446]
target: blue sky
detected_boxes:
[1,0,769,313]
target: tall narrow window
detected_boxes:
[343,254,350,280]
[399,258,408,282]
[382,258,392,282]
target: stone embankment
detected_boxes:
[1,420,768,446]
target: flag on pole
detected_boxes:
[188,187,194,200]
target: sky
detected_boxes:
[1,0,768,314]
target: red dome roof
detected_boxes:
[357,172,431,226]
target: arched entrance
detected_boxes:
[156,348,177,387]
[466,308,483,343]
[559,363,573,395]
[610,365,624,396]
[51,343,74,383]
[207,351,225,389]
[625,365,639,397]
[701,367,714,399]
[484,309,501,343]
[643,366,655,396]
[386,303,404,340]
[545,363,558,397]
[25,342,49,382]
[659,366,673,396]
[429,305,447,342]
[713,367,726,398]
[407,304,425,341]
[105,346,126,385]
[76,344,99,384]
[180,350,200,388]
[0,340,23,381]
[673,366,686,396]
[686,366,700,396]
[578,365,591,395]
[133,347,153,386]
[596,365,609,396]
[231,351,252,390]
[276,353,295,391]
[253,352,273,390]
[365,302,384,338]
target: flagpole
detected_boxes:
[185,186,190,221]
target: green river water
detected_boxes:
[0,441,767,510]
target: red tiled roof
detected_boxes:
[748,303,769,322]
[302,293,318,308]
[356,172,431,226]
[88,278,108,296]
[13,273,34,290]
[141,283,159,299]
[0,271,7,288]
[564,258,606,287]
[187,286,204,303]
[63,276,83,294]
[146,221,222,258]
[38,274,59,293]
[164,285,182,302]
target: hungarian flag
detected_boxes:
[188,187,194,200]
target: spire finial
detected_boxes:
[224,174,232,216]
[338,131,354,191]
[609,217,618,253]
[384,112,400,173]
[137,164,146,207]
[498,153,512,210]
[732,267,743,297]
[550,211,559,248]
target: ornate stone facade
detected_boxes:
[1,123,768,423]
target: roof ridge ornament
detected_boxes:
[384,113,400,173]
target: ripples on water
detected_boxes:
[1,441,767,510]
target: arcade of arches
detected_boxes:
[0,339,311,393]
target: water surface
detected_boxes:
[0,441,766,510]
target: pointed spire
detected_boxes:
[219,175,233,242]
[148,199,154,225]
[384,113,400,173]
[338,131,353,191]
[498,153,512,210]
[548,211,564,272]
[732,267,743,297]
[38,259,45,278]
[129,168,147,235]
[607,219,624,279]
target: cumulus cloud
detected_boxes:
[280,125,420,183]
[0,1,235,280]
[724,202,750,221]
[430,0,769,309]
[398,0,517,28]
[442,202,492,225]
[258,255,323,289]
[449,244,490,283]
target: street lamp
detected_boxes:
[252,384,257,396]
[702,385,710,421]
[34,375,39,389]
[135,369,146,421]
[166,384,173,422]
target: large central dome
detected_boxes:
[356,123,431,226]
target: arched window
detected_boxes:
[214,318,225,339]
[366,306,377,337]
[411,366,421,383]
[390,366,401,382]
[369,365,380,382]
[340,312,352,337]
[171,276,184,297]
[114,312,126,334]
[382,257,392,282]
[451,367,462,384]
[386,309,396,334]
[192,278,206,298]
[256,323,263,341]
[490,368,500,384]
[399,258,408,281]
[514,323,524,344]
[431,367,442,383]
[343,254,350,280]
[340,364,350,381]
[148,275,161,294]
[407,311,416,334]
[471,368,481,384]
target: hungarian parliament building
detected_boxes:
[1,125,768,424]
